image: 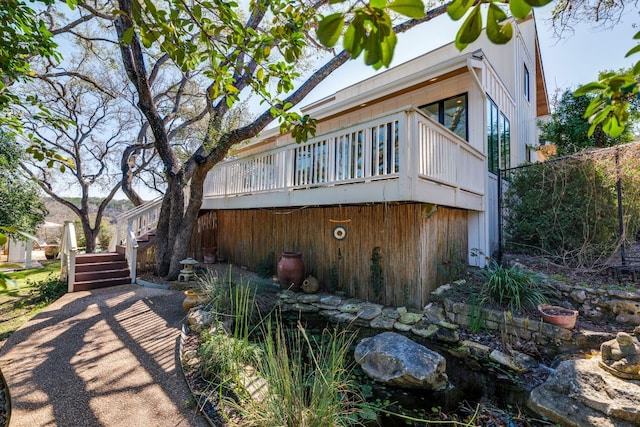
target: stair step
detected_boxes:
[76,253,125,264]
[75,261,128,273]
[75,268,130,282]
[73,277,132,292]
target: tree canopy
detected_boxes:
[540,88,636,156]
[0,132,47,234]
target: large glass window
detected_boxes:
[487,99,499,174]
[487,97,511,174]
[500,113,510,170]
[419,93,468,141]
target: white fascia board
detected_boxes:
[302,52,475,120]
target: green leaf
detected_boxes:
[317,13,344,47]
[343,19,364,58]
[447,0,475,20]
[380,30,397,67]
[486,4,512,44]
[122,26,135,44]
[388,0,425,18]
[625,44,640,58]
[371,0,386,9]
[523,0,553,6]
[602,114,625,137]
[457,5,482,45]
[509,0,531,19]
[574,82,607,96]
[0,233,6,247]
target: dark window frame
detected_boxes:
[524,64,530,102]
[418,93,469,141]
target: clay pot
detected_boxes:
[301,275,320,294]
[183,289,208,312]
[277,252,305,292]
[202,247,217,263]
[538,304,579,329]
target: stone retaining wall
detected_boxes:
[277,289,577,346]
[552,280,640,324]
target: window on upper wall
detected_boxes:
[419,93,468,141]
[487,97,511,174]
[500,113,510,170]
[524,64,530,102]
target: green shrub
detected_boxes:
[480,261,559,312]
[198,330,263,386]
[503,158,618,266]
[28,273,66,305]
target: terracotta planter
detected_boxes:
[183,289,208,312]
[277,252,305,292]
[538,304,579,329]
[202,247,217,264]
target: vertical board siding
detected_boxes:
[419,205,468,305]
[197,204,467,308]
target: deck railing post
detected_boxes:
[60,221,78,293]
[127,227,138,284]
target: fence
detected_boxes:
[498,142,640,269]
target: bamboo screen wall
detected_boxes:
[194,203,467,308]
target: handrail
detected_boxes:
[60,221,78,293]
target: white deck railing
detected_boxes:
[114,197,163,247]
[416,113,485,194]
[204,107,484,199]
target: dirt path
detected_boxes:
[0,284,208,427]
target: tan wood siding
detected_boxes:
[195,203,467,308]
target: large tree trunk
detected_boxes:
[165,166,208,278]
[155,174,186,277]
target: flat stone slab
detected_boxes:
[528,358,640,427]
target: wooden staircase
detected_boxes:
[73,252,132,291]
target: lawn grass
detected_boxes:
[0,260,62,346]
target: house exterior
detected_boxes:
[123,15,550,308]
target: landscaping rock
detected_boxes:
[489,349,536,373]
[528,358,640,427]
[399,312,423,325]
[292,303,319,313]
[381,307,401,320]
[357,303,383,320]
[422,303,446,324]
[393,321,413,332]
[608,300,640,316]
[433,326,459,343]
[319,295,342,307]
[187,307,213,333]
[354,332,448,390]
[369,316,396,330]
[338,302,361,314]
[616,313,640,324]
[570,289,587,303]
[297,294,320,304]
[461,340,491,358]
[332,312,356,323]
[411,324,438,338]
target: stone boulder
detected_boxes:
[528,357,640,427]
[354,331,448,390]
